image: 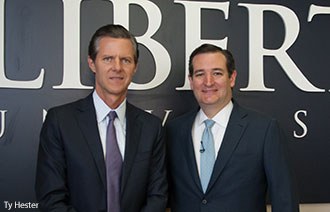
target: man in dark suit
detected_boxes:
[166,44,299,212]
[35,24,167,212]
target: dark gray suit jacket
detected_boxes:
[35,94,167,212]
[166,102,299,212]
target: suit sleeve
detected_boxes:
[141,122,168,212]
[263,120,300,212]
[35,109,77,212]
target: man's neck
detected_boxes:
[95,89,126,109]
[201,100,231,119]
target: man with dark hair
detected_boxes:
[166,44,299,212]
[35,24,167,212]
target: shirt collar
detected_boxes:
[197,100,233,128]
[92,90,126,125]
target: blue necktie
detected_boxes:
[106,111,122,212]
[200,119,215,193]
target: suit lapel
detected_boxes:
[75,98,143,195]
[75,94,107,188]
[120,103,142,194]
[207,103,248,191]
[180,111,204,192]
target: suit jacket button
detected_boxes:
[202,199,207,205]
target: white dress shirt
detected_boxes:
[93,91,126,159]
[191,101,233,175]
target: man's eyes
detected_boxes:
[195,72,204,77]
[213,72,223,76]
[103,57,112,62]
[102,57,132,64]
[122,58,131,64]
[194,72,223,77]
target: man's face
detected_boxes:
[88,37,137,102]
[189,52,236,111]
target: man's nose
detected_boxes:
[204,73,214,86]
[112,58,122,71]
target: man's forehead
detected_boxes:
[193,52,227,71]
[97,37,134,53]
[194,51,226,60]
[99,36,131,44]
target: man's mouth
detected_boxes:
[202,89,217,93]
[109,76,124,80]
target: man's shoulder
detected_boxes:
[127,102,162,125]
[47,95,92,116]
[233,101,276,125]
[167,110,197,129]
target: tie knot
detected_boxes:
[108,111,117,121]
[204,119,215,129]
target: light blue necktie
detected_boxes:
[200,119,215,193]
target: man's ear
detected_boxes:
[87,56,96,73]
[188,74,194,90]
[230,70,237,88]
[133,62,138,74]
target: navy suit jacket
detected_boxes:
[166,102,299,212]
[35,94,167,212]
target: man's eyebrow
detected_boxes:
[194,67,224,73]
[120,55,134,58]
[211,67,225,71]
[194,69,204,74]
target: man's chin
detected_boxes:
[200,97,218,105]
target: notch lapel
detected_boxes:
[120,103,142,194]
[206,103,248,191]
[75,94,107,188]
[179,111,204,192]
